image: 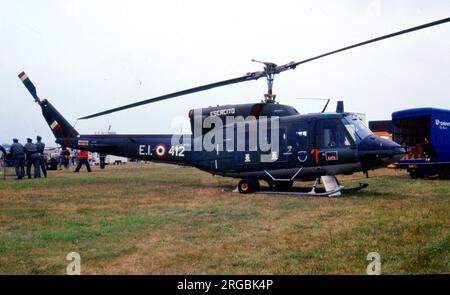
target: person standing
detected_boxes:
[36,136,47,178]
[57,149,62,170]
[423,137,437,159]
[59,148,70,170]
[0,145,6,168]
[99,153,106,169]
[75,150,91,172]
[0,145,6,165]
[63,148,71,169]
[9,138,25,180]
[24,138,40,178]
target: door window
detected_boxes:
[317,119,353,148]
[295,122,309,150]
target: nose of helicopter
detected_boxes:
[358,135,406,168]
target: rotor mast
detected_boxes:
[252,59,278,103]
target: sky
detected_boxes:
[1,0,449,145]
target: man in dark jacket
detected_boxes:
[423,137,438,159]
[24,138,40,178]
[9,138,25,179]
[36,136,47,178]
[60,148,70,170]
[99,153,107,169]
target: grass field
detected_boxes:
[0,163,448,274]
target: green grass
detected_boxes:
[0,164,448,274]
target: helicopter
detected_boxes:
[18,17,449,195]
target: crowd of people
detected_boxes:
[7,136,47,180]
[1,136,107,180]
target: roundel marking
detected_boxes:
[297,151,308,163]
[154,144,167,158]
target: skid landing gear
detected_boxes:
[270,180,294,190]
[233,176,368,197]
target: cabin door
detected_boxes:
[314,118,358,166]
[290,120,315,167]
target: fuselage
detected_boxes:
[61,111,405,182]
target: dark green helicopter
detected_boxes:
[18,18,449,195]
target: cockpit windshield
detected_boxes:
[341,114,373,143]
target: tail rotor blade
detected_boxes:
[18,71,40,102]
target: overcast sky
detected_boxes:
[1,0,449,145]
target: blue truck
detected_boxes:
[392,107,450,178]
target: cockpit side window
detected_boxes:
[317,119,354,148]
[341,115,373,143]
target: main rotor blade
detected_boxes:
[275,17,450,73]
[79,72,264,119]
[80,17,450,120]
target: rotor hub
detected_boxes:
[252,59,279,103]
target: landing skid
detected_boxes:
[255,187,343,197]
[230,176,368,197]
[255,182,368,197]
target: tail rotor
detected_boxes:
[18,72,79,146]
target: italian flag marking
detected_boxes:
[19,72,28,81]
[50,120,60,131]
[154,144,167,158]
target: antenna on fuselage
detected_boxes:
[295,98,332,113]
